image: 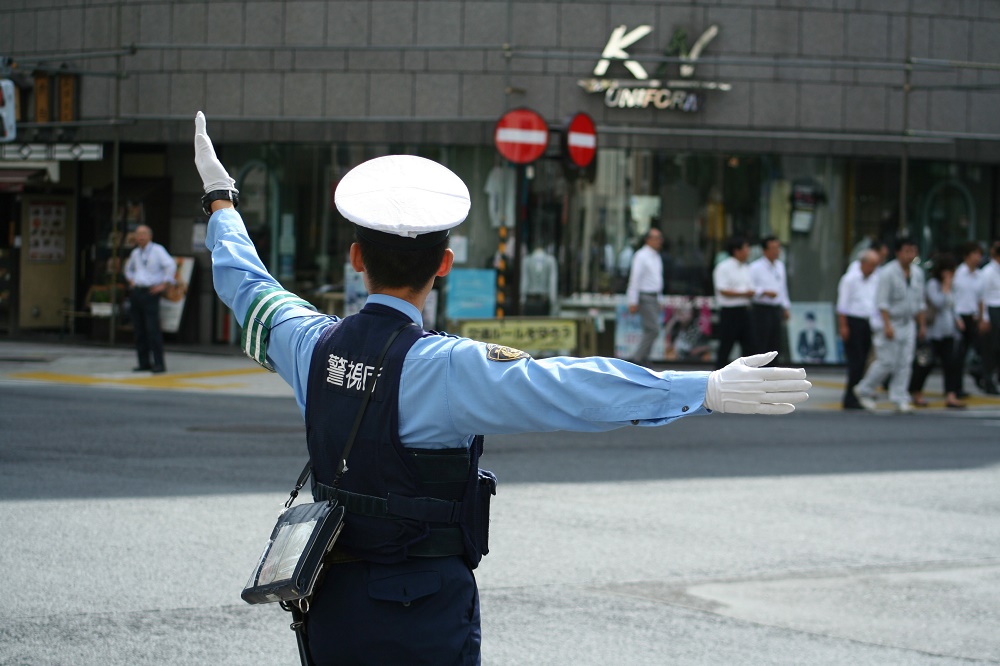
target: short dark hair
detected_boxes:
[355,232,449,292]
[726,236,748,256]
[958,241,982,259]
[761,236,779,251]
[931,252,957,281]
[895,237,917,253]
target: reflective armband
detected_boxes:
[241,288,317,371]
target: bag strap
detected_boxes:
[285,321,418,509]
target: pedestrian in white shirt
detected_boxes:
[978,240,1000,394]
[625,228,664,364]
[837,249,880,409]
[953,241,985,397]
[124,225,175,373]
[713,236,756,369]
[749,236,790,364]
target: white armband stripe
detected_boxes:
[241,288,316,370]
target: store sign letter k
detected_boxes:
[593,25,653,80]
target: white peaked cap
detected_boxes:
[335,155,471,239]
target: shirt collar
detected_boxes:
[365,293,424,328]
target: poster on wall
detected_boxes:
[27,202,67,262]
[615,295,715,362]
[446,268,496,320]
[788,302,841,364]
[160,257,194,334]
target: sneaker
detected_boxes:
[895,402,914,414]
[852,386,877,411]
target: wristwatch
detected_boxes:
[201,189,240,216]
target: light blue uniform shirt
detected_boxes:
[207,208,711,449]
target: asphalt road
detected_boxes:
[2,383,999,665]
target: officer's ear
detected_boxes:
[349,243,365,273]
[436,248,454,278]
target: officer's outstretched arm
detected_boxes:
[703,352,810,415]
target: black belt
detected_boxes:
[325,528,465,564]
[752,302,782,309]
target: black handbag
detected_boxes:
[241,321,416,608]
[240,468,346,605]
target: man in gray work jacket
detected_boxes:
[852,237,926,413]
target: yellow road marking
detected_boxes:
[8,367,266,390]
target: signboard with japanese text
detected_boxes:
[458,318,578,354]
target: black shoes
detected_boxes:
[133,366,152,372]
[151,366,166,374]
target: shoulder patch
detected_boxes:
[485,344,530,362]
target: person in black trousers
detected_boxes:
[836,250,880,408]
[712,236,756,369]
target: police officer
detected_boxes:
[193,112,811,665]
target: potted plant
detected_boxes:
[87,285,122,317]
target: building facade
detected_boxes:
[2,0,999,349]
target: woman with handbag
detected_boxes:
[909,253,966,409]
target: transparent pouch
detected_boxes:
[241,500,345,605]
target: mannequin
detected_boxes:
[520,246,558,316]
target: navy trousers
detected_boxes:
[305,556,481,665]
[715,306,755,369]
[129,287,165,369]
[842,316,871,408]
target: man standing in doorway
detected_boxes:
[713,236,756,369]
[852,238,926,413]
[124,225,175,373]
[836,249,880,409]
[749,236,790,362]
[626,228,664,365]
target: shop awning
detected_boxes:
[0,161,60,191]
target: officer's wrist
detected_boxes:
[211,200,235,213]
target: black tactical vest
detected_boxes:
[306,303,495,567]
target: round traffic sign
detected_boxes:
[494,108,549,164]
[566,112,597,168]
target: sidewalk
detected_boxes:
[2,337,999,412]
[0,338,292,398]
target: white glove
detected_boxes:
[704,351,811,415]
[194,111,237,194]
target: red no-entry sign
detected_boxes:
[566,113,597,168]
[494,108,549,164]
